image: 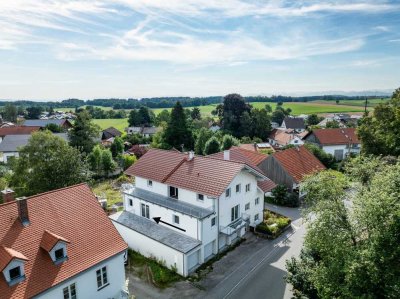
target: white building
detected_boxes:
[0,184,128,299]
[110,149,270,277]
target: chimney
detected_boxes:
[253,142,257,151]
[1,189,15,203]
[188,151,194,161]
[224,150,230,160]
[16,197,30,226]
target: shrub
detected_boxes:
[276,218,290,229]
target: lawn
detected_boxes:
[92,118,129,131]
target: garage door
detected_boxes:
[334,149,344,160]
[204,241,214,259]
[187,250,199,270]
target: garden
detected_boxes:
[255,210,291,239]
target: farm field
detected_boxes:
[314,98,389,107]
[57,105,114,112]
[92,118,128,132]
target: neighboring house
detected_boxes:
[0,133,68,163]
[0,126,41,143]
[0,122,16,128]
[281,117,306,132]
[304,128,361,160]
[208,147,276,196]
[125,126,160,138]
[209,125,221,132]
[268,129,305,148]
[263,146,326,193]
[0,184,128,299]
[111,149,268,277]
[102,127,122,140]
[23,119,73,129]
[271,122,280,129]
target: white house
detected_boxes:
[281,117,306,133]
[0,184,128,299]
[304,128,361,160]
[268,129,305,148]
[110,149,270,277]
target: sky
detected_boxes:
[0,0,399,100]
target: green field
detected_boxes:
[92,118,128,132]
[315,98,389,107]
[57,105,114,112]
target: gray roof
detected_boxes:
[23,119,70,127]
[125,187,214,219]
[283,117,305,129]
[0,133,68,152]
[110,211,201,253]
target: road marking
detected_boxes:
[221,229,298,299]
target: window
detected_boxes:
[255,197,260,205]
[96,266,108,289]
[245,183,250,192]
[55,248,65,260]
[169,186,178,199]
[129,198,133,206]
[211,217,216,227]
[148,180,153,187]
[63,283,77,299]
[231,205,239,222]
[141,203,150,219]
[225,188,231,198]
[245,203,250,210]
[173,215,179,224]
[9,266,21,281]
[197,194,204,201]
[254,214,259,221]
[236,184,241,193]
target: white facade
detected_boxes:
[34,253,127,299]
[113,168,264,277]
[0,152,18,163]
[322,144,361,160]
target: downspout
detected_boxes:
[217,197,220,253]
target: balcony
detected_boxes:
[220,216,248,235]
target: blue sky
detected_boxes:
[0,0,399,100]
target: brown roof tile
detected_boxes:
[257,179,277,193]
[0,126,41,136]
[208,147,268,167]
[0,184,127,299]
[40,230,70,252]
[273,146,326,183]
[0,246,29,272]
[311,128,360,145]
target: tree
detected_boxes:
[251,108,272,141]
[221,94,251,137]
[204,136,221,155]
[138,106,154,126]
[110,137,124,158]
[190,107,201,120]
[2,104,17,122]
[194,127,213,155]
[221,134,239,150]
[238,111,253,138]
[155,109,170,126]
[358,88,400,156]
[325,120,340,128]
[10,131,90,196]
[336,99,340,104]
[87,145,103,174]
[128,109,140,127]
[163,101,194,150]
[272,109,285,125]
[68,110,100,154]
[45,123,63,133]
[307,114,323,126]
[101,149,115,176]
[286,161,400,298]
[26,106,43,119]
[121,154,137,170]
[304,143,336,168]
[265,104,272,113]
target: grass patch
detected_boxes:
[92,118,129,131]
[127,249,182,288]
[90,176,132,209]
[256,210,291,239]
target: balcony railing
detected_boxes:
[220,216,248,235]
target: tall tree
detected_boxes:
[221,94,251,137]
[358,88,400,156]
[251,108,272,141]
[68,110,100,154]
[163,101,194,150]
[2,104,17,123]
[155,109,170,126]
[307,114,323,126]
[194,127,213,155]
[271,109,286,125]
[10,131,90,196]
[26,106,43,119]
[110,137,124,158]
[190,107,202,120]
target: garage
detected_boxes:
[187,250,200,270]
[204,240,215,260]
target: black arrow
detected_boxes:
[153,217,186,232]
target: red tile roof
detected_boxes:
[257,179,277,193]
[269,129,300,146]
[0,126,41,136]
[272,146,326,183]
[40,230,70,252]
[208,147,268,167]
[0,246,29,272]
[311,128,360,145]
[0,184,127,299]
[125,149,266,197]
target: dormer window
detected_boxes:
[0,246,28,287]
[40,230,70,265]
[9,266,21,281]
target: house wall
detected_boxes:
[2,152,19,163]
[2,259,25,282]
[218,171,264,228]
[264,156,295,190]
[111,221,187,276]
[35,253,126,299]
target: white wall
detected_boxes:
[112,221,187,276]
[2,152,18,163]
[136,177,168,197]
[36,253,126,299]
[2,259,25,283]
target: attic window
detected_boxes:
[9,266,21,281]
[55,248,65,260]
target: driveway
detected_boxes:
[127,205,305,299]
